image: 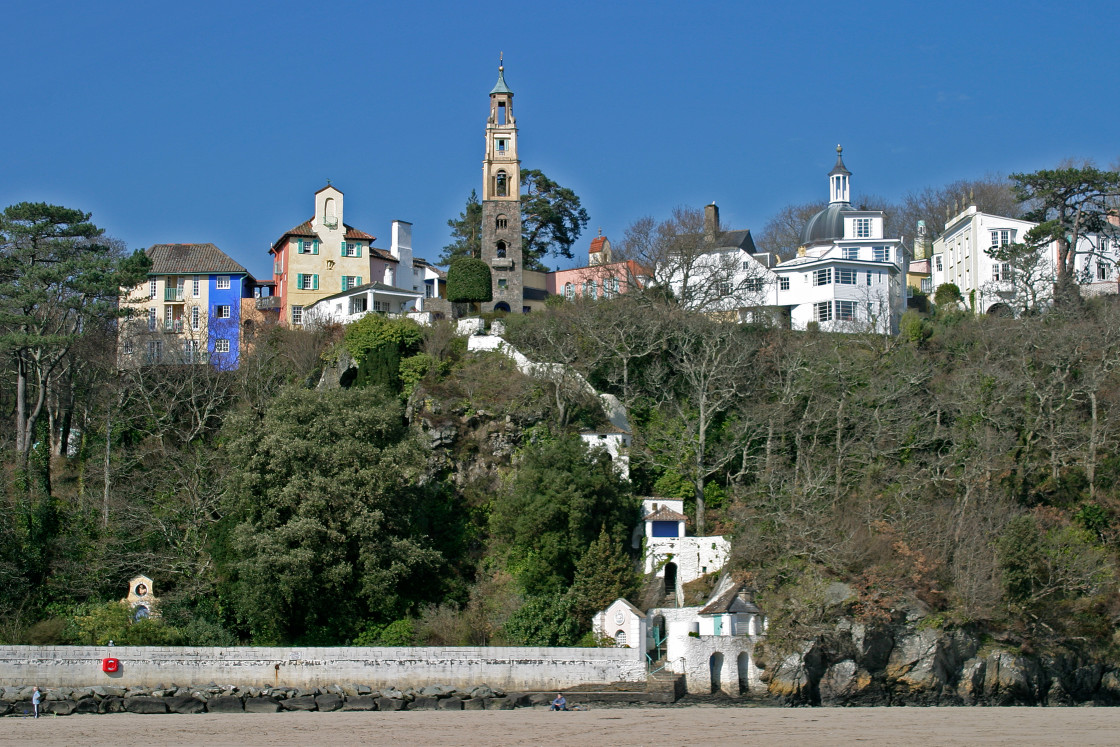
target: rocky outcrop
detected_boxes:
[755,617,1120,707]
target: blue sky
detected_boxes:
[2,1,1117,279]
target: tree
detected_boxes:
[520,169,590,269]
[983,241,1053,316]
[754,200,826,259]
[895,176,1021,242]
[441,171,589,270]
[1011,166,1120,307]
[216,387,445,643]
[446,257,492,314]
[440,190,482,265]
[569,525,639,623]
[0,203,150,468]
[615,207,772,313]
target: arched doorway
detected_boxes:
[663,562,677,597]
[737,652,751,694]
[493,302,511,313]
[986,302,1013,317]
[709,653,724,693]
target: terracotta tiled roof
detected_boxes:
[589,236,608,254]
[645,506,688,523]
[270,218,376,252]
[146,244,247,275]
[369,247,398,263]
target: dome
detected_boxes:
[800,202,854,246]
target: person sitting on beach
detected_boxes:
[550,693,567,711]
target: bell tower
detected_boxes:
[480,55,523,313]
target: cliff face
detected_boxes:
[756,619,1120,706]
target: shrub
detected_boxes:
[447,258,492,305]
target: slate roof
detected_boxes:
[645,506,688,523]
[699,582,762,615]
[147,244,248,275]
[270,219,376,252]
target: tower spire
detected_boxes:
[828,144,851,204]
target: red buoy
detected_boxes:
[102,657,119,673]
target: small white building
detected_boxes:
[634,498,730,606]
[591,598,647,649]
[304,281,423,326]
[580,425,631,480]
[772,147,906,334]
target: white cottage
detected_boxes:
[634,498,730,605]
[591,598,647,649]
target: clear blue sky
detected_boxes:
[3,0,1117,279]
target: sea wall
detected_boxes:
[0,646,646,690]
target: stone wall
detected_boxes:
[0,646,645,691]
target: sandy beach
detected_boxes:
[1,706,1117,746]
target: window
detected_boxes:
[814,301,832,323]
[183,340,199,363]
[496,241,507,258]
[149,279,157,299]
[921,277,932,294]
[192,278,201,297]
[866,271,872,285]
[836,300,857,321]
[1098,263,1110,281]
[495,170,508,197]
[165,305,174,327]
[813,268,832,286]
[743,278,764,292]
[297,273,318,291]
[841,246,859,260]
[349,297,368,314]
[779,276,790,291]
[216,305,231,319]
[992,262,1011,282]
[374,301,390,313]
[496,215,508,229]
[297,239,319,255]
[565,283,574,299]
[123,340,133,355]
[855,218,872,238]
[837,269,857,285]
[498,278,508,289]
[342,275,361,290]
[191,306,200,331]
[216,276,230,290]
[611,277,620,293]
[496,138,507,153]
[934,256,943,272]
[341,241,361,258]
[214,339,230,354]
[274,260,283,276]
[873,246,890,262]
[990,229,1012,248]
[589,280,598,298]
[148,307,157,331]
[291,305,304,325]
[147,340,162,363]
[425,284,433,298]
[718,281,732,296]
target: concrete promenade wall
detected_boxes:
[0,646,646,690]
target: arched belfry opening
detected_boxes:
[496,241,507,258]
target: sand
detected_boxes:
[1,706,1118,746]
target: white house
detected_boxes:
[772,147,906,334]
[591,598,646,649]
[930,204,1119,314]
[633,498,730,606]
[579,424,632,480]
[304,281,423,325]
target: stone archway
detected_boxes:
[493,302,511,313]
[663,562,677,597]
[709,653,724,693]
[737,652,751,694]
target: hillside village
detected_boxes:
[3,61,1120,704]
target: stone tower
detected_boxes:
[480,57,524,313]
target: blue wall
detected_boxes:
[207,273,245,370]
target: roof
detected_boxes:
[307,281,423,307]
[716,229,757,253]
[589,236,608,254]
[608,598,646,618]
[909,259,932,274]
[270,218,376,252]
[699,582,762,615]
[645,506,688,523]
[147,243,248,275]
[369,247,398,263]
[490,65,513,95]
[800,202,855,246]
[829,145,852,177]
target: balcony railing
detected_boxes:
[163,320,183,333]
[255,296,281,310]
[165,288,185,302]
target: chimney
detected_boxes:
[704,203,720,239]
[390,220,415,294]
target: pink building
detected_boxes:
[547,234,649,300]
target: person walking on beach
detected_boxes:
[32,686,41,718]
